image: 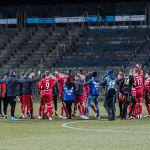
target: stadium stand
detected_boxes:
[58,27,150,67]
[0,26,68,69]
[0,1,148,70]
[0,26,149,69]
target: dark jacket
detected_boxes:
[6,75,19,97]
[18,77,25,96]
[123,75,135,94]
[53,81,59,96]
[75,79,83,96]
[117,78,124,94]
[20,76,40,95]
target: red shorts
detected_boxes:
[136,90,143,103]
[118,97,124,102]
[41,94,53,103]
[23,95,32,102]
[83,92,88,104]
[76,95,83,103]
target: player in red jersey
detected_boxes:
[18,72,25,118]
[144,72,150,117]
[55,71,68,118]
[0,82,6,116]
[133,65,144,119]
[38,71,55,120]
[38,74,46,119]
[82,84,89,116]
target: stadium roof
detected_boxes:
[0,0,148,5]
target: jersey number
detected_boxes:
[46,81,50,89]
[136,78,142,86]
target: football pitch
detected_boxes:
[0,101,150,150]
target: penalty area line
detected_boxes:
[61,120,150,134]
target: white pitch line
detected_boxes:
[62,121,150,134]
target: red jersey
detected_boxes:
[136,66,144,89]
[39,77,55,95]
[145,79,150,92]
[83,85,89,103]
[134,75,144,91]
[56,77,66,93]
[38,80,42,90]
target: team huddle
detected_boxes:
[0,64,149,121]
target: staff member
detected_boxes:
[63,77,76,119]
[101,69,117,121]
[121,69,137,120]
[0,69,19,121]
[53,80,59,117]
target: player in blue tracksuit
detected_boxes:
[101,69,117,121]
[82,72,100,119]
[63,77,76,119]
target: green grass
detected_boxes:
[0,101,150,150]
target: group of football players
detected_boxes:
[0,64,149,121]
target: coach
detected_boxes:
[0,69,20,120]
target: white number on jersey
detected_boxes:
[46,81,50,89]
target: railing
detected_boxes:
[39,11,88,68]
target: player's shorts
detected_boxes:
[76,95,83,103]
[41,94,53,103]
[40,91,53,103]
[136,89,143,103]
[23,95,32,101]
[118,97,124,102]
[83,92,88,104]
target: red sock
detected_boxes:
[77,104,82,115]
[90,104,96,113]
[22,103,26,116]
[40,104,45,118]
[139,105,142,115]
[83,106,86,115]
[80,102,84,115]
[134,105,138,116]
[47,103,53,118]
